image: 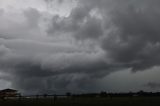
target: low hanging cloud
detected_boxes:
[145,82,160,89]
[0,0,160,94]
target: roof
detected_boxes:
[0,89,17,92]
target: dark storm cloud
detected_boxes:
[4,53,111,94]
[0,37,110,94]
[1,0,160,94]
[47,4,103,40]
[47,0,160,70]
[100,0,160,70]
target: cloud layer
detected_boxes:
[0,0,160,94]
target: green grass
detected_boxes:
[0,97,160,106]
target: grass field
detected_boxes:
[0,96,160,106]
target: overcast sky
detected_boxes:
[0,0,160,94]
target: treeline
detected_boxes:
[2,90,160,100]
[66,91,160,98]
[23,91,160,98]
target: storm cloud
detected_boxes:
[47,0,160,70]
[0,0,160,94]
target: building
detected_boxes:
[0,89,20,99]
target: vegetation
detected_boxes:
[1,91,160,106]
[0,96,160,106]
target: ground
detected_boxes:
[0,96,160,106]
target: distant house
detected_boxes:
[0,89,20,98]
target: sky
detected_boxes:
[0,0,160,94]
